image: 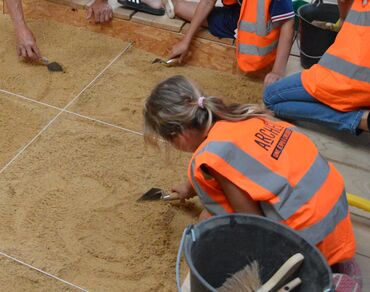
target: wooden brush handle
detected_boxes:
[257,253,304,292]
[277,277,302,292]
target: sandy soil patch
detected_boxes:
[71,48,264,132]
[0,92,57,167]
[0,14,127,107]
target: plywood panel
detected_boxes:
[21,0,237,73]
[47,0,90,9]
[131,11,185,32]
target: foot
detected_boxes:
[358,110,369,132]
[163,0,175,18]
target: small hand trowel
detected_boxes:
[137,188,180,202]
[39,57,64,72]
[151,57,179,67]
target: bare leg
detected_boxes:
[172,0,208,26]
[358,110,369,131]
[141,0,163,9]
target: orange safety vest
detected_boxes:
[236,0,281,72]
[301,0,370,112]
[188,118,355,265]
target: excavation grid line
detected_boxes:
[0,42,133,290]
[0,42,133,176]
[0,88,143,137]
[0,252,89,292]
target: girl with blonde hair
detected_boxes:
[143,75,359,284]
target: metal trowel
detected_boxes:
[137,188,180,202]
[39,57,64,72]
[151,57,180,67]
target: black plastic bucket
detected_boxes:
[179,214,333,292]
[297,1,339,68]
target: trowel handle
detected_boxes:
[39,57,50,65]
[277,277,302,292]
[162,193,181,201]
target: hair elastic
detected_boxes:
[198,96,206,109]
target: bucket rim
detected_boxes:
[297,2,339,26]
[183,214,333,291]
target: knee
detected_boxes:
[263,84,276,109]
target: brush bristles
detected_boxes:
[218,261,262,292]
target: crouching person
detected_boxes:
[143,75,361,289]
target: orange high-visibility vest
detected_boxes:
[236,0,281,72]
[188,118,355,264]
[301,0,370,112]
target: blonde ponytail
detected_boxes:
[144,75,269,143]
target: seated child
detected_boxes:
[263,0,370,135]
[165,0,295,85]
[143,75,361,286]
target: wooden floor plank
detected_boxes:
[332,162,370,200]
[132,11,185,32]
[352,214,370,258]
[296,122,370,172]
[47,0,90,9]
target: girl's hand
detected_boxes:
[264,71,283,87]
[171,181,196,203]
[169,38,191,64]
[15,26,41,61]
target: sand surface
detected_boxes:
[0,13,263,291]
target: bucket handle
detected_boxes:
[176,225,195,292]
[312,0,323,7]
[295,33,323,59]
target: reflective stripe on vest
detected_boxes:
[319,53,370,83]
[236,0,280,71]
[239,41,278,56]
[346,9,370,26]
[192,141,330,220]
[296,190,348,245]
[190,160,227,215]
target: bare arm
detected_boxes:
[5,0,26,28]
[5,0,41,60]
[169,0,216,62]
[264,18,294,87]
[208,168,263,215]
[338,0,354,22]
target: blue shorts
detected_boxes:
[207,4,241,39]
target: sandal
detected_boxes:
[117,0,165,15]
[163,0,175,18]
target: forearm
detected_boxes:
[338,0,354,21]
[5,0,27,29]
[271,18,294,75]
[183,0,216,43]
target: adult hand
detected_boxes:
[169,38,191,64]
[171,182,196,203]
[15,26,41,61]
[86,0,113,24]
[264,71,283,87]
